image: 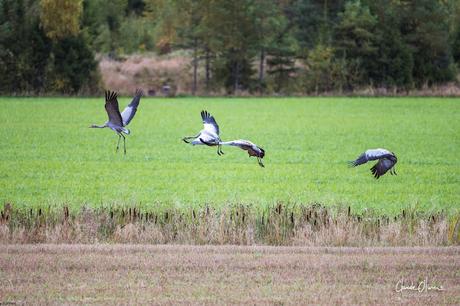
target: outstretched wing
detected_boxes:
[105,90,123,126]
[366,148,392,160]
[349,148,392,167]
[201,110,219,135]
[370,158,396,179]
[121,88,143,126]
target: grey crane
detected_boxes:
[349,148,398,179]
[90,89,143,154]
[182,110,224,155]
[183,110,266,167]
[215,139,265,167]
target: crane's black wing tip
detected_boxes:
[370,166,381,179]
[126,89,143,109]
[201,110,217,125]
[348,161,357,168]
[201,110,209,121]
[135,88,144,97]
[105,90,118,102]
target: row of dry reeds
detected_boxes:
[1,203,459,245]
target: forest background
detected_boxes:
[1,0,460,96]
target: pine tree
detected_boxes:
[334,0,378,89]
[207,0,258,93]
[399,0,456,86]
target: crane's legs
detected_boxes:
[182,134,200,143]
[214,143,224,155]
[199,138,224,156]
[116,133,127,154]
[121,133,126,155]
[116,135,121,152]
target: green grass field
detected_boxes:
[1,97,459,215]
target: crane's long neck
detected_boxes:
[219,141,237,146]
[90,124,106,129]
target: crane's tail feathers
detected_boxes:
[122,128,130,135]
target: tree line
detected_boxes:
[1,0,459,95]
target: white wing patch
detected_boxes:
[201,110,220,136]
[121,106,135,126]
[203,123,218,135]
[121,89,142,126]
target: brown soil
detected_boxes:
[0,245,458,304]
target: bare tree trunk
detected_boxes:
[205,47,210,92]
[234,61,240,94]
[259,48,265,83]
[192,38,198,96]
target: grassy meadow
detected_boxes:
[1,97,459,215]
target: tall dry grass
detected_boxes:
[1,203,458,246]
[97,52,460,97]
[98,52,201,96]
